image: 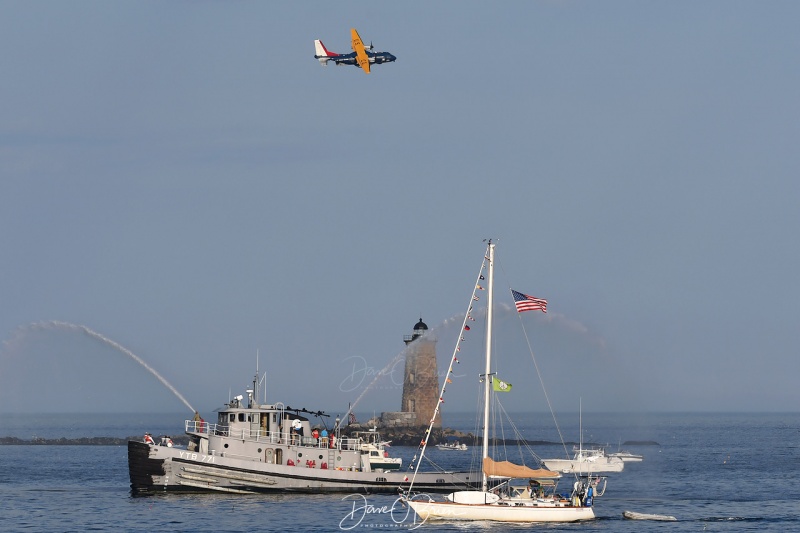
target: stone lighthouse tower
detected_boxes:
[401,318,441,427]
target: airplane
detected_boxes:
[314,28,396,74]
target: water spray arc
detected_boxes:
[336,314,470,428]
[4,321,195,413]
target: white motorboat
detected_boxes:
[435,441,467,451]
[355,429,402,470]
[608,450,643,462]
[543,446,626,474]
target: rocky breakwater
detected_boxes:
[343,421,476,446]
[0,435,190,446]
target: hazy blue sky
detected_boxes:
[2,2,799,420]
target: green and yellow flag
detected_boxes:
[492,377,512,393]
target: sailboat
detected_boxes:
[401,241,602,523]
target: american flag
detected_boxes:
[348,412,357,424]
[511,289,547,313]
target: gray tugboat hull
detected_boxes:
[129,441,478,495]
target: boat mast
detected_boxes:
[481,240,495,492]
[406,242,493,494]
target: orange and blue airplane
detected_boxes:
[314,29,396,74]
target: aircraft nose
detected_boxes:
[388,53,396,62]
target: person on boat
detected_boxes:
[312,428,320,443]
[291,419,302,444]
[192,411,205,433]
[529,479,543,499]
[143,433,155,445]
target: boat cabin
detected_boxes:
[183,390,398,473]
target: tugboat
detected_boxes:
[128,374,479,494]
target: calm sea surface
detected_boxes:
[1,412,798,532]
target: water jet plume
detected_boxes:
[3,320,195,413]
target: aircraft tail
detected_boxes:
[314,39,337,65]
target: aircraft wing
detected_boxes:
[350,28,370,74]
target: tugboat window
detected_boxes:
[238,413,245,422]
[229,414,235,422]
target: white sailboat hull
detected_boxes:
[407,498,595,523]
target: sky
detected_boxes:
[1,1,799,419]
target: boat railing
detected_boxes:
[185,419,208,434]
[338,437,363,451]
[184,420,343,450]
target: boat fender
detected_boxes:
[321,462,328,469]
[384,451,389,458]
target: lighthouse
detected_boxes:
[401,318,441,427]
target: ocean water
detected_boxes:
[1,412,798,532]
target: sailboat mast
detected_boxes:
[481,241,495,492]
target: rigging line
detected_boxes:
[495,259,572,461]
[469,379,484,475]
[492,387,510,461]
[495,397,545,466]
[516,311,572,460]
[407,242,491,493]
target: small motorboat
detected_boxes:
[608,450,643,462]
[623,510,677,521]
[435,441,467,451]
